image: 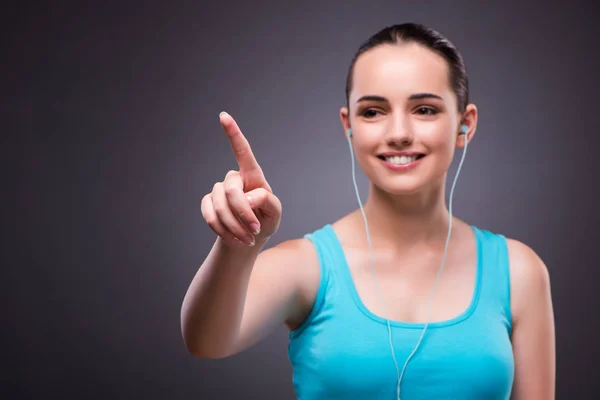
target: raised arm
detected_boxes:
[181,111,306,358]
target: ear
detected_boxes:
[340,106,351,140]
[456,103,478,149]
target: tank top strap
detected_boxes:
[472,226,513,334]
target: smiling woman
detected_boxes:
[183,22,556,400]
[339,29,475,198]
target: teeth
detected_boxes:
[384,155,418,165]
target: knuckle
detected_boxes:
[205,215,217,227]
[235,146,251,159]
[202,209,217,226]
[201,196,212,215]
[225,170,238,178]
[213,201,226,216]
[223,184,238,197]
[201,193,211,206]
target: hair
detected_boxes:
[345,23,469,113]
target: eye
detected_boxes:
[416,107,438,116]
[360,108,382,118]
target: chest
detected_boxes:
[344,244,479,325]
[290,318,514,400]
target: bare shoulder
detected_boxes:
[265,236,319,271]
[504,237,556,397]
[262,236,321,330]
[505,238,552,325]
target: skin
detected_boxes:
[191,40,555,400]
[333,42,554,399]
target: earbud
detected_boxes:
[348,128,353,137]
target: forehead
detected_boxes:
[351,42,453,103]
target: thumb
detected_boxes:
[245,187,281,220]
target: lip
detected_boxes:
[378,151,425,157]
[378,154,425,171]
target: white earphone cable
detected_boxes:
[346,125,469,400]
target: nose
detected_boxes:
[385,115,413,147]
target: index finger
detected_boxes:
[219,112,261,175]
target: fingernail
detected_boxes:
[245,235,255,246]
[219,111,227,119]
[249,223,260,235]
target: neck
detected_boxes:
[353,178,454,252]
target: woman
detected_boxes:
[182,23,555,399]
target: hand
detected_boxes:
[201,112,282,247]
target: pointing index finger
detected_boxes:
[219,111,262,177]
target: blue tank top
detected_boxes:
[288,224,514,399]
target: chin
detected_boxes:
[385,185,426,197]
[373,177,428,196]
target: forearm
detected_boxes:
[180,237,268,357]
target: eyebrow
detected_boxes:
[356,93,444,103]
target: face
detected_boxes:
[341,42,477,196]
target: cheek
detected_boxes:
[432,135,456,155]
[349,137,379,170]
[424,132,457,169]
[351,133,378,154]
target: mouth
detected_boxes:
[377,154,426,166]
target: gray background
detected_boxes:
[4,0,599,398]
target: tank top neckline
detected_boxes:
[323,223,483,329]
